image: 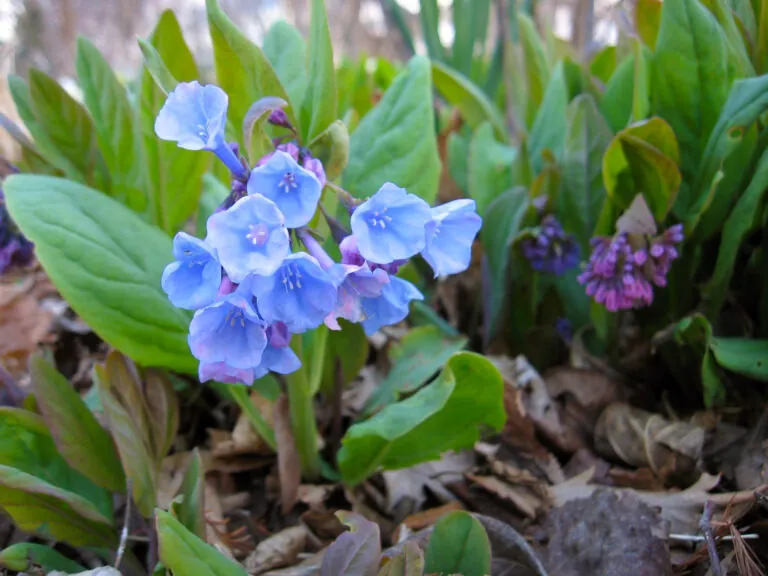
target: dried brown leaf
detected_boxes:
[245,526,309,575]
[467,474,545,519]
[274,394,300,514]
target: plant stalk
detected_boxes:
[286,337,321,479]
[230,385,277,451]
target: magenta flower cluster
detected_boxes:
[577,225,683,311]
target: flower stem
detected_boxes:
[230,385,277,451]
[286,337,321,479]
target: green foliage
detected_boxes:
[264,21,308,114]
[0,543,85,573]
[424,511,492,576]
[468,122,516,216]
[301,0,337,142]
[171,450,206,539]
[338,352,506,486]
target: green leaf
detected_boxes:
[30,355,125,493]
[3,175,194,372]
[263,21,308,114]
[518,12,551,127]
[757,0,768,74]
[364,326,468,415]
[301,0,337,142]
[560,94,613,251]
[482,187,531,338]
[172,449,206,539]
[674,314,726,406]
[602,117,681,221]
[309,120,350,182]
[206,0,293,139]
[432,61,507,140]
[242,97,288,164]
[76,37,148,213]
[635,0,663,49]
[197,173,230,236]
[338,352,506,486]
[420,0,445,61]
[343,56,441,203]
[710,338,768,381]
[631,39,651,123]
[528,61,570,172]
[424,511,491,576]
[599,56,636,133]
[653,0,733,192]
[321,320,369,395]
[468,122,516,217]
[138,37,179,95]
[27,69,109,190]
[447,131,471,193]
[157,509,248,576]
[703,147,768,316]
[140,10,207,233]
[452,0,490,75]
[699,0,755,76]
[687,75,768,238]
[589,46,617,84]
[0,543,85,573]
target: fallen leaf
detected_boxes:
[245,526,309,575]
[320,512,381,576]
[0,277,53,363]
[466,474,546,519]
[274,394,300,514]
[230,390,276,456]
[400,501,465,532]
[301,509,346,541]
[544,367,625,434]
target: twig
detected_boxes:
[114,479,133,570]
[670,533,759,542]
[700,500,724,576]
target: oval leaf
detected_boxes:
[424,511,491,576]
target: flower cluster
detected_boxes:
[577,225,683,311]
[156,82,482,385]
[0,185,34,275]
[520,215,579,275]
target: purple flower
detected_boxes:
[0,188,34,274]
[577,225,683,311]
[189,288,267,369]
[206,195,290,282]
[361,276,424,336]
[161,232,221,310]
[350,183,431,264]
[520,215,579,275]
[247,150,322,228]
[154,81,246,178]
[302,156,326,188]
[253,322,301,378]
[339,235,405,274]
[421,199,482,277]
[247,252,339,333]
[199,362,254,385]
[268,109,294,131]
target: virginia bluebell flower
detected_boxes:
[199,361,255,385]
[361,276,424,336]
[421,199,482,277]
[247,252,339,333]
[161,232,221,310]
[577,225,684,311]
[520,215,579,275]
[189,289,267,369]
[253,322,301,378]
[350,183,431,264]
[247,150,322,228]
[206,195,290,282]
[155,81,246,178]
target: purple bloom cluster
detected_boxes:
[520,215,579,275]
[156,82,482,385]
[577,224,683,312]
[0,187,34,274]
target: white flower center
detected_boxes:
[246,223,269,246]
[279,172,298,193]
[370,208,393,229]
[282,265,303,292]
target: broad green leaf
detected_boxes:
[309,120,350,182]
[757,0,768,74]
[157,509,248,576]
[140,10,207,233]
[703,147,768,316]
[528,61,575,172]
[700,0,755,76]
[3,175,194,372]
[27,69,109,190]
[364,326,468,415]
[600,56,635,133]
[343,56,440,203]
[172,449,206,539]
[635,0,663,49]
[206,0,293,138]
[424,511,491,576]
[94,354,157,518]
[468,122,516,216]
[482,187,531,338]
[518,13,550,127]
[730,0,757,46]
[0,466,115,548]
[589,46,617,84]
[710,338,768,381]
[674,314,726,406]
[602,117,681,221]
[76,37,148,213]
[301,0,337,142]
[688,75,768,238]
[420,0,445,61]
[0,111,57,175]
[263,21,308,114]
[338,352,505,486]
[653,0,732,194]
[631,39,651,123]
[321,320,369,395]
[0,543,85,573]
[138,37,178,95]
[561,94,613,251]
[431,61,507,139]
[30,355,125,493]
[447,131,470,193]
[320,512,381,576]
[452,0,490,75]
[242,96,288,164]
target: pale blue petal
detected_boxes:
[361,276,423,335]
[161,232,221,310]
[422,199,482,277]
